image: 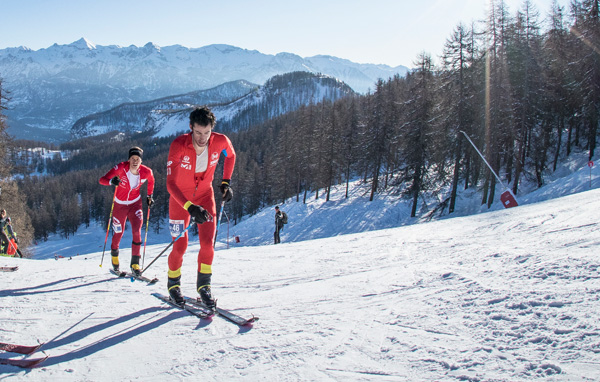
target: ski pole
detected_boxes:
[141,205,150,269]
[213,200,225,248]
[223,208,230,249]
[99,188,117,268]
[140,221,194,275]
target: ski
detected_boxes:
[110,269,158,284]
[0,355,48,369]
[110,269,127,278]
[0,342,42,355]
[0,266,18,272]
[130,273,159,284]
[184,297,259,326]
[152,293,212,319]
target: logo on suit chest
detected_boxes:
[181,155,192,170]
[209,152,220,167]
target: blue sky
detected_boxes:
[1,0,570,67]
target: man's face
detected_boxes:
[129,155,142,170]
[191,123,212,148]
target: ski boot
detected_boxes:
[197,272,216,311]
[130,255,141,277]
[167,275,184,306]
[111,249,120,272]
[199,286,216,311]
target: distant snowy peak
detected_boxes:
[70,37,97,50]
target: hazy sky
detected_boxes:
[0,0,571,67]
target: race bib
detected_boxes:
[169,219,185,238]
[112,217,123,234]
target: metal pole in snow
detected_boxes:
[460,131,518,208]
[460,131,506,189]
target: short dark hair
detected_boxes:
[129,146,143,159]
[189,106,216,128]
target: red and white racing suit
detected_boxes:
[166,132,235,278]
[99,162,155,257]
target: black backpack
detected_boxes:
[282,212,288,224]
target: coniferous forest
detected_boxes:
[1,0,599,251]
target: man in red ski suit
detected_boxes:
[166,106,235,308]
[99,147,155,276]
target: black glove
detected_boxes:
[110,176,120,186]
[147,195,154,207]
[188,204,212,224]
[220,180,233,202]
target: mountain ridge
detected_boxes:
[71,72,356,138]
[0,38,408,142]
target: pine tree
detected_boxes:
[576,0,600,160]
[440,23,481,213]
[364,79,392,201]
[0,79,35,253]
[482,0,514,207]
[543,1,571,171]
[402,53,436,217]
[508,0,544,192]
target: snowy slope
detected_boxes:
[2,158,600,380]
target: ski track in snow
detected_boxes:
[2,185,600,379]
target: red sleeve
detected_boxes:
[99,164,120,186]
[222,135,236,180]
[166,137,188,208]
[143,166,155,195]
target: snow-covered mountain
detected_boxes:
[71,72,356,138]
[0,38,407,141]
[70,80,258,138]
[149,72,357,139]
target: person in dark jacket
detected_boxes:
[274,206,287,244]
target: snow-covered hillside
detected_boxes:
[150,72,356,138]
[71,80,258,138]
[1,150,599,380]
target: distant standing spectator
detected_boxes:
[274,206,287,244]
